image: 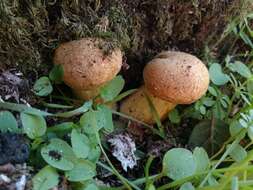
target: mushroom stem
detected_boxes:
[120,86,176,124]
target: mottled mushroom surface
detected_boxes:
[143,51,209,104]
[53,38,122,90]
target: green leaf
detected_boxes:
[188,120,230,156]
[0,101,52,116]
[228,144,247,162]
[199,105,206,115]
[88,145,101,162]
[53,101,92,118]
[163,148,196,180]
[80,106,113,134]
[74,182,99,190]
[49,64,64,84]
[97,105,114,132]
[100,75,125,101]
[202,97,215,107]
[168,109,181,124]
[227,61,251,78]
[32,166,59,190]
[41,138,76,171]
[82,183,99,190]
[0,101,92,118]
[230,120,245,138]
[247,79,253,94]
[247,126,253,141]
[33,76,53,96]
[21,112,47,139]
[231,176,239,190]
[147,184,156,190]
[193,147,210,173]
[179,182,195,190]
[71,129,91,159]
[208,86,218,97]
[212,102,226,120]
[47,122,75,138]
[80,111,100,134]
[207,175,219,186]
[239,31,253,48]
[65,159,96,182]
[0,111,20,133]
[209,63,230,85]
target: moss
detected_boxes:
[0,0,251,79]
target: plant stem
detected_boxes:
[217,150,253,190]
[156,165,253,190]
[91,112,138,190]
[111,110,165,138]
[199,134,242,187]
[97,137,135,190]
[98,161,160,189]
[144,156,154,189]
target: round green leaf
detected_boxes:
[21,112,47,139]
[179,182,195,190]
[74,182,99,190]
[100,75,125,101]
[209,63,230,85]
[83,184,99,190]
[248,126,253,141]
[228,144,247,162]
[88,145,101,162]
[188,120,230,155]
[97,105,114,132]
[32,166,59,190]
[208,86,218,97]
[168,109,181,124]
[193,147,210,172]
[80,111,100,134]
[71,129,91,159]
[247,79,253,94]
[33,76,53,96]
[0,111,20,133]
[147,184,156,190]
[49,64,64,84]
[228,61,251,78]
[41,138,76,171]
[65,159,96,182]
[163,148,196,180]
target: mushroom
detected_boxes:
[53,38,122,100]
[120,51,209,124]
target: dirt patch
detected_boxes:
[0,133,29,165]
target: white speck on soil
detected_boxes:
[16,175,26,190]
[108,133,137,171]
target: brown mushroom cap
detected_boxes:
[143,51,209,104]
[53,38,122,90]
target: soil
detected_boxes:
[0,133,29,165]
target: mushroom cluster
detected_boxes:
[53,38,122,100]
[120,51,209,124]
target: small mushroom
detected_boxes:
[120,51,209,124]
[53,38,122,100]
